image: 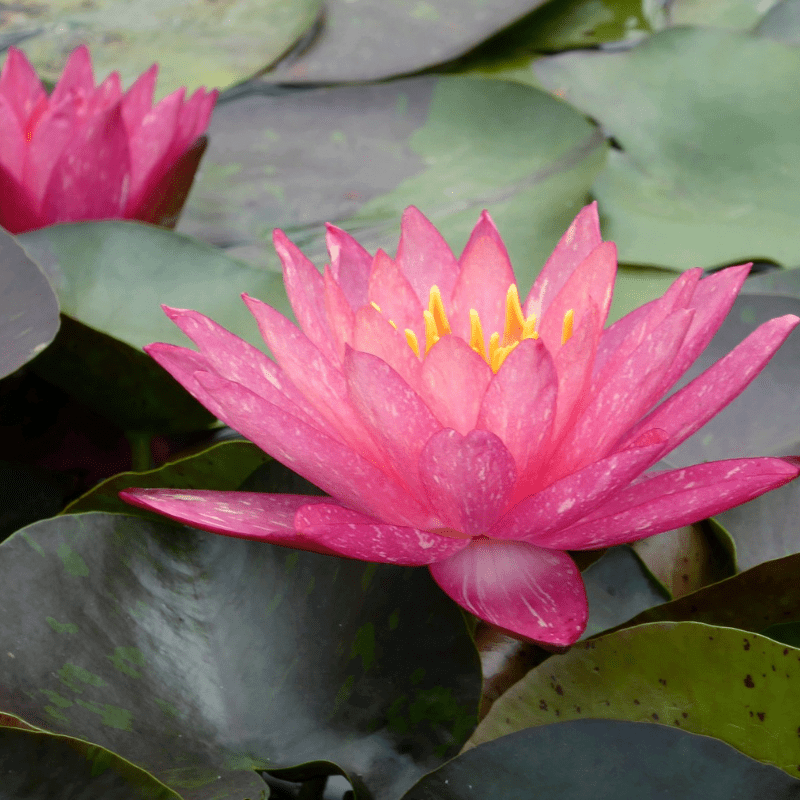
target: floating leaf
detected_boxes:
[403,719,800,799]
[0,512,480,800]
[469,622,800,777]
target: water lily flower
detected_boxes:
[0,46,217,233]
[121,205,800,645]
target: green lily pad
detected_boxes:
[535,27,800,269]
[64,440,271,519]
[182,75,611,287]
[647,0,781,30]
[18,220,289,352]
[755,0,800,42]
[0,724,183,800]
[0,512,481,800]
[609,552,800,634]
[468,622,800,777]
[761,621,800,649]
[0,226,59,379]
[265,0,550,84]
[6,0,321,98]
[403,719,800,799]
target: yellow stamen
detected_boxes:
[503,284,525,345]
[561,308,574,345]
[428,285,451,336]
[405,328,421,358]
[388,319,397,330]
[370,301,382,313]
[488,331,500,368]
[469,309,486,360]
[522,315,538,340]
[423,310,440,353]
[491,341,519,372]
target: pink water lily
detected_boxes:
[121,204,800,645]
[0,46,217,233]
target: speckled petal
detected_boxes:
[429,539,588,645]
[491,431,668,542]
[539,457,800,550]
[420,428,517,536]
[326,222,372,310]
[119,489,336,554]
[368,249,424,343]
[295,504,469,565]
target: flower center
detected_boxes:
[373,285,574,372]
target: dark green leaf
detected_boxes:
[0,513,480,800]
[761,621,800,649]
[403,719,800,799]
[0,725,183,800]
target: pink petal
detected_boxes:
[450,211,517,340]
[295,504,470,564]
[323,264,355,364]
[325,222,372,310]
[157,306,332,432]
[40,102,131,222]
[420,428,517,536]
[620,315,800,452]
[243,294,371,449]
[144,342,218,410]
[0,160,41,232]
[87,71,122,115]
[368,248,424,343]
[119,489,337,554]
[478,338,557,493]
[491,431,669,542]
[49,46,95,106]
[524,202,602,320]
[0,95,26,181]
[120,64,157,133]
[344,348,441,501]
[0,47,47,128]
[273,228,337,364]
[429,539,588,645]
[420,335,493,434]
[538,241,616,357]
[395,206,460,305]
[592,269,701,382]
[194,371,432,528]
[351,304,423,391]
[540,457,800,549]
[557,308,694,475]
[651,263,750,398]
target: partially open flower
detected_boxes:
[0,46,217,233]
[121,204,800,645]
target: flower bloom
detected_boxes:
[0,46,217,233]
[121,205,800,645]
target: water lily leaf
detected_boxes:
[18,220,289,352]
[403,719,800,799]
[468,622,800,777]
[535,27,800,270]
[609,552,800,634]
[761,622,800,649]
[647,0,780,30]
[28,315,215,435]
[64,440,270,518]
[5,0,321,98]
[580,547,668,638]
[265,0,549,84]
[755,0,800,42]
[0,227,59,379]
[182,75,607,288]
[0,725,183,800]
[0,512,481,800]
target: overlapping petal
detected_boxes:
[127,203,800,647]
[0,45,216,232]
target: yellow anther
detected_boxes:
[405,328,421,359]
[488,331,500,366]
[491,341,519,373]
[428,285,451,336]
[561,308,574,345]
[423,310,440,354]
[503,284,525,345]
[388,319,398,330]
[522,315,538,340]
[469,309,486,360]
[370,301,382,313]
